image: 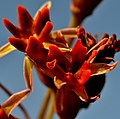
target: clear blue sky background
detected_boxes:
[0,0,120,119]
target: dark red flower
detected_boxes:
[1,3,120,119]
[25,26,118,118]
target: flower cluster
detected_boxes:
[0,1,120,119]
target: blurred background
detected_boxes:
[0,0,120,119]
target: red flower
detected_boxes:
[2,3,54,52]
[24,26,118,118]
[1,2,120,119]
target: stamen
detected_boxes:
[34,1,52,19]
[52,28,77,38]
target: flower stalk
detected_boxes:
[37,88,52,119]
[44,90,55,119]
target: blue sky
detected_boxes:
[0,0,120,119]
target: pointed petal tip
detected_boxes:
[110,61,118,70]
[39,21,53,38]
[8,37,27,52]
[2,18,22,38]
[20,89,31,95]
[24,89,31,94]
[17,5,26,16]
[74,86,89,102]
[40,1,52,11]
[113,61,118,66]
[17,5,25,12]
[45,1,52,9]
[45,21,53,31]
[90,61,118,76]
[2,18,12,28]
[2,18,7,24]
[34,1,51,20]
[17,4,33,30]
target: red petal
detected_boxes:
[72,39,87,71]
[48,45,71,71]
[26,36,47,63]
[8,37,27,52]
[33,7,50,35]
[46,61,65,80]
[18,5,33,30]
[2,18,22,38]
[74,61,91,85]
[38,21,53,41]
[73,85,89,102]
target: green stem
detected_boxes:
[37,88,51,119]
[44,91,55,119]
[69,14,83,28]
[66,14,83,46]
